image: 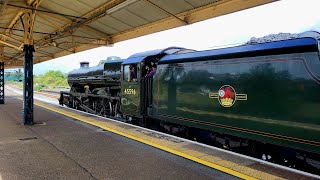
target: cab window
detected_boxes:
[123,64,137,82]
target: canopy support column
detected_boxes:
[0,63,4,104]
[22,10,35,125]
[23,45,34,125]
[0,46,4,104]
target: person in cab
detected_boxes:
[147,66,156,78]
[130,65,137,82]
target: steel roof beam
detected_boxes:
[0,39,22,51]
[22,9,36,45]
[7,3,87,20]
[32,0,142,59]
[33,17,109,48]
[5,0,43,35]
[5,11,24,35]
[0,33,23,43]
[37,12,109,41]
[35,0,141,47]
[2,0,43,63]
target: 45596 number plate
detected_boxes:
[124,88,136,95]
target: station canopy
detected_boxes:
[0,0,276,68]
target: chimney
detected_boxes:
[80,61,89,68]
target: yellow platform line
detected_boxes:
[29,99,257,180]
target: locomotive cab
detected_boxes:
[121,62,142,118]
[121,47,194,122]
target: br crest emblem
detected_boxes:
[209,85,247,107]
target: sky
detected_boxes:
[32,0,320,75]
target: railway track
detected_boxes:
[6,85,62,99]
[36,91,59,99]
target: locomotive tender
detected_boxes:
[60,32,320,172]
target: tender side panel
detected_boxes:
[153,52,320,154]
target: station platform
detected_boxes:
[0,88,318,179]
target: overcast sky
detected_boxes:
[33,0,320,75]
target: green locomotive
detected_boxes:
[60,32,320,173]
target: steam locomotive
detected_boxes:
[60,32,320,173]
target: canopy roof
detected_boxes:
[0,0,276,68]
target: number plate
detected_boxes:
[124,88,136,95]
